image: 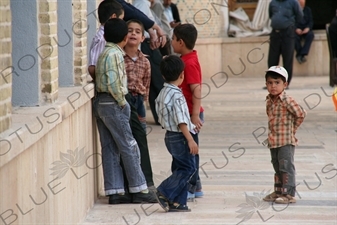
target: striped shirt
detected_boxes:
[88,25,105,66]
[155,83,196,132]
[95,42,128,106]
[124,50,151,100]
[266,91,306,149]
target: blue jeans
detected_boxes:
[93,93,147,195]
[129,93,146,131]
[188,112,204,193]
[157,131,196,205]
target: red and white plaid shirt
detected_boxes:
[124,50,151,100]
[266,91,306,149]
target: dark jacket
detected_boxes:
[116,0,154,30]
[329,16,337,57]
[296,6,313,30]
[170,3,181,23]
[269,0,303,30]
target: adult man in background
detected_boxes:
[150,0,173,55]
[163,0,181,28]
[329,9,337,57]
[267,0,303,87]
[295,0,314,64]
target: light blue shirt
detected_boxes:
[155,83,196,132]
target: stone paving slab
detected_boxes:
[81,76,337,225]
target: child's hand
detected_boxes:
[188,140,198,155]
[191,115,203,132]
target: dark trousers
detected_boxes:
[122,93,154,187]
[270,144,296,196]
[295,31,314,57]
[141,40,165,124]
[268,26,295,85]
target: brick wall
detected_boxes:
[0,0,12,133]
[39,0,59,103]
[73,0,88,85]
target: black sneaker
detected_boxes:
[301,55,307,63]
[132,191,158,203]
[296,55,302,64]
[109,194,132,204]
[155,192,169,212]
[168,203,191,212]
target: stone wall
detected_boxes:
[0,0,12,133]
[176,0,228,38]
[39,0,59,103]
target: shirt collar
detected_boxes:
[106,42,125,55]
[164,82,181,91]
[266,91,286,101]
[125,49,145,60]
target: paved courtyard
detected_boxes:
[81,76,337,225]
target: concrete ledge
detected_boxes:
[0,83,96,225]
[195,30,329,79]
[0,83,95,168]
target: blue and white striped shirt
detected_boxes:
[155,83,196,132]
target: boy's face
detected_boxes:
[127,22,145,47]
[171,34,182,54]
[265,77,287,96]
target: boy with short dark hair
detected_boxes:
[171,24,204,200]
[88,0,124,80]
[124,19,151,131]
[263,66,306,204]
[88,0,156,196]
[93,18,156,204]
[155,55,198,212]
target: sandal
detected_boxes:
[155,192,169,212]
[168,203,191,212]
[263,192,280,202]
[274,195,296,204]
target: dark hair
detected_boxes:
[173,24,198,50]
[126,19,145,35]
[104,18,128,43]
[160,55,185,82]
[265,71,286,83]
[98,0,123,24]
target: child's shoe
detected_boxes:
[263,192,280,202]
[168,203,191,212]
[195,189,204,198]
[187,192,195,202]
[155,191,169,212]
[274,194,296,204]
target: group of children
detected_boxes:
[89,0,203,210]
[89,0,307,213]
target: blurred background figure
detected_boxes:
[163,0,181,28]
[295,0,314,64]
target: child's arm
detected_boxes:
[143,59,151,101]
[178,123,198,155]
[88,66,95,81]
[190,83,203,130]
[287,97,307,133]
